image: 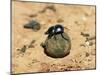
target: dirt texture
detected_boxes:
[12,0,96,74]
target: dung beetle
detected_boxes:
[42,24,71,58]
[45,24,64,38]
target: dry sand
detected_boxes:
[12,0,96,74]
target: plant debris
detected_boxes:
[17,45,27,53]
[81,32,90,37]
[32,59,40,63]
[17,40,36,56]
[28,40,36,48]
[86,36,96,42]
[80,32,95,47]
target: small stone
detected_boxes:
[24,20,41,31]
[29,14,37,18]
[85,52,89,57]
[89,42,94,46]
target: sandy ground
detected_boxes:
[12,1,96,74]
